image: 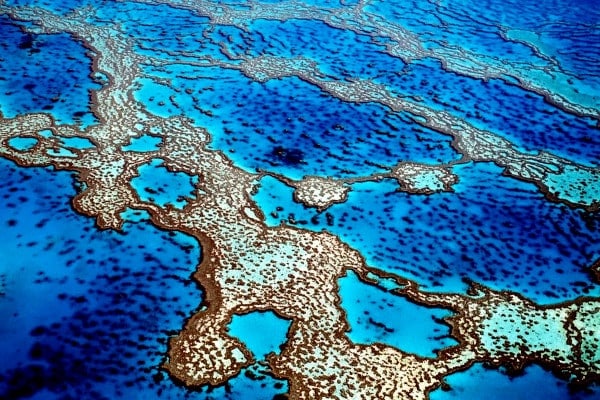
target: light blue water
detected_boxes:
[130,158,198,209]
[7,137,38,151]
[121,135,162,152]
[228,311,291,359]
[58,137,94,150]
[339,271,456,357]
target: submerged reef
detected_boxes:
[0,1,599,399]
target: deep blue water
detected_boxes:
[2,0,89,15]
[239,17,600,166]
[135,68,458,179]
[0,15,100,128]
[430,364,599,400]
[365,0,542,62]
[379,58,600,165]
[94,2,222,62]
[365,0,600,108]
[246,18,407,81]
[123,1,599,172]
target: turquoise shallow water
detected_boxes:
[339,271,456,357]
[1,0,599,398]
[130,158,198,209]
[228,311,291,360]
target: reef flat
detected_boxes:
[0,1,599,399]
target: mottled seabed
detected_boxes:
[0,0,599,399]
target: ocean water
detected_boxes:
[364,0,600,113]
[374,57,600,165]
[430,364,599,400]
[121,135,162,153]
[0,14,101,128]
[135,68,458,179]
[1,0,599,399]
[246,18,407,81]
[253,162,600,304]
[0,158,288,399]
[130,158,199,209]
[228,311,291,360]
[339,271,456,357]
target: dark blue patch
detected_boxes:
[0,15,101,127]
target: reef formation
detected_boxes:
[0,1,599,399]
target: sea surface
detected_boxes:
[1,0,599,399]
